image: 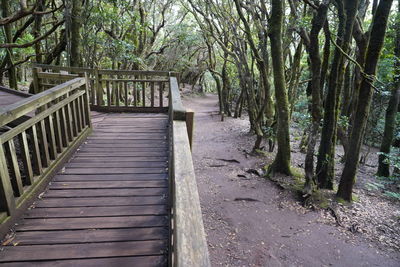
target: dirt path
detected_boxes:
[182,93,400,267]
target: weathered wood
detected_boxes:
[62,167,167,175]
[172,121,210,266]
[36,196,167,208]
[29,125,42,175]
[169,77,186,120]
[37,72,79,80]
[1,256,167,267]
[49,180,167,189]
[18,131,34,185]
[0,144,16,214]
[0,78,85,126]
[186,110,194,151]
[5,140,24,196]
[11,228,168,244]
[54,173,168,181]
[45,188,167,198]
[0,240,167,262]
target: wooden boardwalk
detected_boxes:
[0,113,170,266]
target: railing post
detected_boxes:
[0,144,16,215]
[95,68,103,106]
[185,110,194,151]
[84,73,92,127]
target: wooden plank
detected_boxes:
[54,173,168,181]
[0,240,167,262]
[45,188,167,198]
[5,140,24,196]
[70,152,168,157]
[11,227,168,244]
[84,139,166,145]
[2,256,167,267]
[70,156,168,162]
[62,168,167,175]
[49,180,167,189]
[91,128,166,133]
[37,72,79,80]
[17,215,168,231]
[25,206,167,218]
[18,131,34,185]
[66,161,167,168]
[35,196,167,207]
[78,143,167,147]
[90,106,168,113]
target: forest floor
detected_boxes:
[181,92,400,267]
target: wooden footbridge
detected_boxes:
[0,65,209,266]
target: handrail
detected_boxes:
[0,78,92,235]
[31,64,178,112]
[168,76,210,266]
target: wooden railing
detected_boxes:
[0,78,91,233]
[168,76,210,266]
[32,64,179,113]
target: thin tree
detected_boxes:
[268,0,292,175]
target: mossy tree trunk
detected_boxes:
[337,0,394,201]
[268,0,292,175]
[377,0,400,177]
[316,0,359,189]
[1,0,18,89]
[302,0,329,194]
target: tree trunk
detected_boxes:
[1,0,18,89]
[268,0,292,175]
[316,0,359,189]
[337,0,394,201]
[303,0,329,194]
[69,0,82,67]
[377,0,400,177]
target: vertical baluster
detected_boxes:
[84,73,92,127]
[133,82,137,107]
[142,81,146,107]
[4,140,24,196]
[115,81,120,107]
[29,125,42,175]
[0,144,16,215]
[79,95,87,128]
[159,82,164,107]
[95,68,103,106]
[106,80,111,107]
[46,115,57,160]
[54,110,64,153]
[124,81,128,107]
[65,103,75,141]
[76,97,83,132]
[151,82,155,107]
[90,79,95,105]
[18,131,34,185]
[70,100,79,137]
[39,119,50,167]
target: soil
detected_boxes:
[182,93,400,267]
